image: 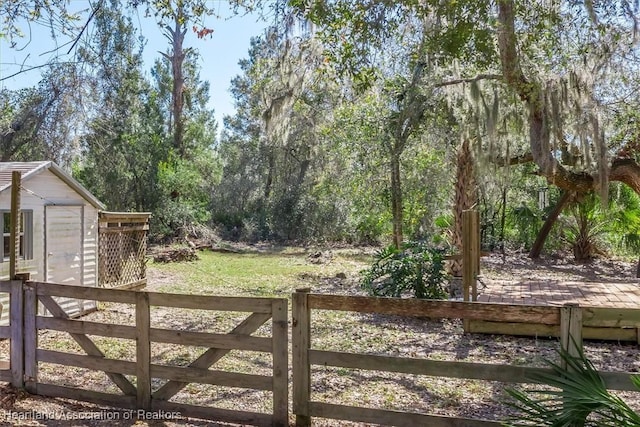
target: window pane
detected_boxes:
[3,213,9,234]
[3,236,9,258]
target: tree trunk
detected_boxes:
[529,190,573,258]
[451,139,477,275]
[264,148,275,200]
[390,152,404,249]
[164,14,187,158]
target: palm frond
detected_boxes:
[503,342,640,426]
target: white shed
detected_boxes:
[0,161,105,323]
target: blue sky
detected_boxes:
[0,2,268,130]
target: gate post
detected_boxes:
[23,279,37,394]
[136,291,151,411]
[292,288,311,427]
[271,299,289,426]
[10,280,24,388]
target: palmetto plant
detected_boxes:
[561,193,609,261]
[504,344,640,426]
[360,241,448,299]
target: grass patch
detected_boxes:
[150,248,371,297]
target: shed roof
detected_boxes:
[0,161,105,209]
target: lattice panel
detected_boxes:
[99,230,147,288]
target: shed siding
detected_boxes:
[0,169,99,324]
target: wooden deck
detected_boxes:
[470,279,640,342]
[477,279,640,308]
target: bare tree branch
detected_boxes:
[66,1,102,55]
[435,74,503,88]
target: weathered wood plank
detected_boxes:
[37,316,137,339]
[35,383,136,409]
[136,292,151,411]
[153,312,271,401]
[35,282,137,304]
[583,327,639,342]
[292,289,311,427]
[467,320,559,337]
[152,400,272,426]
[468,319,640,342]
[308,294,561,324]
[600,371,640,392]
[147,292,272,313]
[38,295,137,395]
[99,211,151,222]
[10,280,23,388]
[310,350,552,384]
[0,281,11,292]
[271,299,288,427]
[310,352,639,393]
[24,283,37,394]
[150,364,272,390]
[107,279,147,291]
[99,225,149,233]
[560,304,582,371]
[583,307,640,328]
[37,349,136,375]
[308,401,501,427]
[0,366,10,380]
[149,328,271,352]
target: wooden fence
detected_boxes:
[0,280,288,426]
[292,289,640,427]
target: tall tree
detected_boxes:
[77,0,165,212]
[296,0,640,254]
[0,63,82,167]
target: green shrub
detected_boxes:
[360,241,448,299]
[504,342,640,426]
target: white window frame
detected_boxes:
[1,210,33,261]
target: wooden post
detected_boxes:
[10,280,24,388]
[462,210,479,332]
[462,212,471,303]
[10,171,21,280]
[471,210,480,300]
[23,280,37,394]
[462,210,479,302]
[292,288,311,427]
[136,291,151,411]
[271,299,289,427]
[560,303,582,371]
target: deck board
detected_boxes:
[477,279,640,308]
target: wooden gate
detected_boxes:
[0,281,17,382]
[2,280,288,426]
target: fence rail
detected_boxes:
[293,289,640,426]
[5,280,640,426]
[2,280,288,426]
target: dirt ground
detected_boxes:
[1,249,640,426]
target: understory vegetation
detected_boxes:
[360,241,448,299]
[505,344,640,426]
[3,1,640,265]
